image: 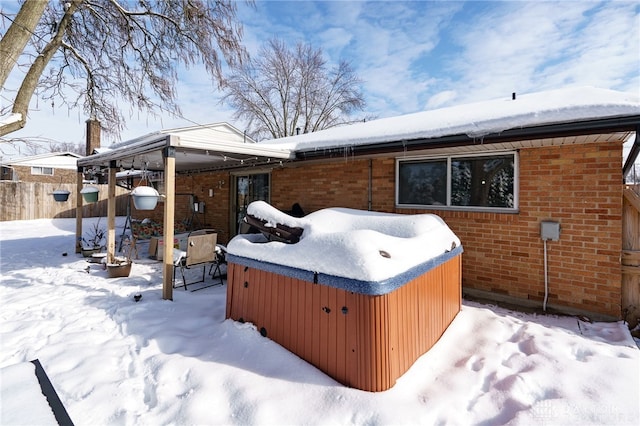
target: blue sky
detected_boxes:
[2,0,639,155]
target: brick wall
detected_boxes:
[272,159,372,212]
[148,141,623,317]
[267,141,624,318]
[136,171,232,242]
[9,165,77,184]
[175,171,231,241]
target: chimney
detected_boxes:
[86,119,101,156]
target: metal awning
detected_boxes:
[77,133,294,173]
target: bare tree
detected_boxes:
[0,135,83,157]
[0,0,250,139]
[48,141,85,155]
[221,38,366,140]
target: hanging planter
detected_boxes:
[131,185,160,210]
[80,186,99,203]
[52,189,70,202]
[130,162,161,210]
[51,177,70,202]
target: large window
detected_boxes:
[397,152,517,211]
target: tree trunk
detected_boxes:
[0,0,47,89]
[0,1,80,138]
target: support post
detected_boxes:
[162,145,176,300]
[75,166,83,253]
[107,161,117,263]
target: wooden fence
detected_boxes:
[622,184,640,328]
[0,182,128,221]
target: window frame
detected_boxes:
[395,151,519,213]
[31,166,54,176]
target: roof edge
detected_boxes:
[295,115,640,160]
[77,137,168,167]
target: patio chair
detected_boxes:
[209,244,227,286]
[173,229,217,290]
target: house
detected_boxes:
[0,152,82,183]
[77,87,640,320]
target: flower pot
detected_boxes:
[52,190,70,202]
[131,186,160,210]
[81,186,99,203]
[87,252,107,264]
[82,246,101,257]
[107,261,132,278]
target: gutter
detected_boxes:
[622,125,640,178]
[77,136,168,168]
[295,115,640,160]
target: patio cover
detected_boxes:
[77,124,293,173]
[76,123,293,300]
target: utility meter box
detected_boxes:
[540,221,560,241]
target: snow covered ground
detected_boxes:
[1,217,638,425]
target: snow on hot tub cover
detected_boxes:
[227,202,462,295]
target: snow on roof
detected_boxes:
[92,147,111,154]
[79,87,638,171]
[260,86,640,152]
[227,201,461,282]
[1,152,82,169]
[79,122,286,171]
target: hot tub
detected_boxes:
[226,202,463,392]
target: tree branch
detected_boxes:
[1,1,81,137]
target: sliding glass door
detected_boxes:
[232,173,270,236]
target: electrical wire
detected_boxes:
[543,238,549,312]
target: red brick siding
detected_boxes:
[138,171,233,242]
[272,160,372,212]
[159,141,622,317]
[267,142,623,318]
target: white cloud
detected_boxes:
[326,1,463,116]
[426,90,457,109]
[4,1,638,152]
[433,1,639,105]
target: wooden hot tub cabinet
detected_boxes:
[225,247,463,392]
